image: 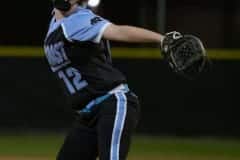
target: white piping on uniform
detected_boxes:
[108,84,128,95]
[110,92,127,160]
[61,23,73,42]
[93,22,112,43]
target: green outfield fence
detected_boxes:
[0,46,240,59]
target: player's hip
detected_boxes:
[74,84,140,127]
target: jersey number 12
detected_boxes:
[58,67,88,94]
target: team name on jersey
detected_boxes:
[44,42,71,72]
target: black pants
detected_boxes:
[57,91,140,160]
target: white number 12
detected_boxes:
[58,67,88,94]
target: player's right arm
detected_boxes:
[103,24,164,44]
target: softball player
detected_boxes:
[44,0,164,159]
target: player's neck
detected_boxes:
[54,4,79,21]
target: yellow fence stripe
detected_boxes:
[0,46,239,60]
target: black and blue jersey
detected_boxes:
[44,7,126,109]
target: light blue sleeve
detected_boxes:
[61,9,111,43]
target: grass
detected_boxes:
[0,133,62,157]
[0,133,240,160]
[132,136,240,157]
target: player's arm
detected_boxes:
[103,23,164,44]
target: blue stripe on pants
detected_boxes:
[110,92,127,160]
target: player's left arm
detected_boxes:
[103,24,164,44]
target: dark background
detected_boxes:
[0,0,240,48]
[0,57,239,137]
[0,0,239,137]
